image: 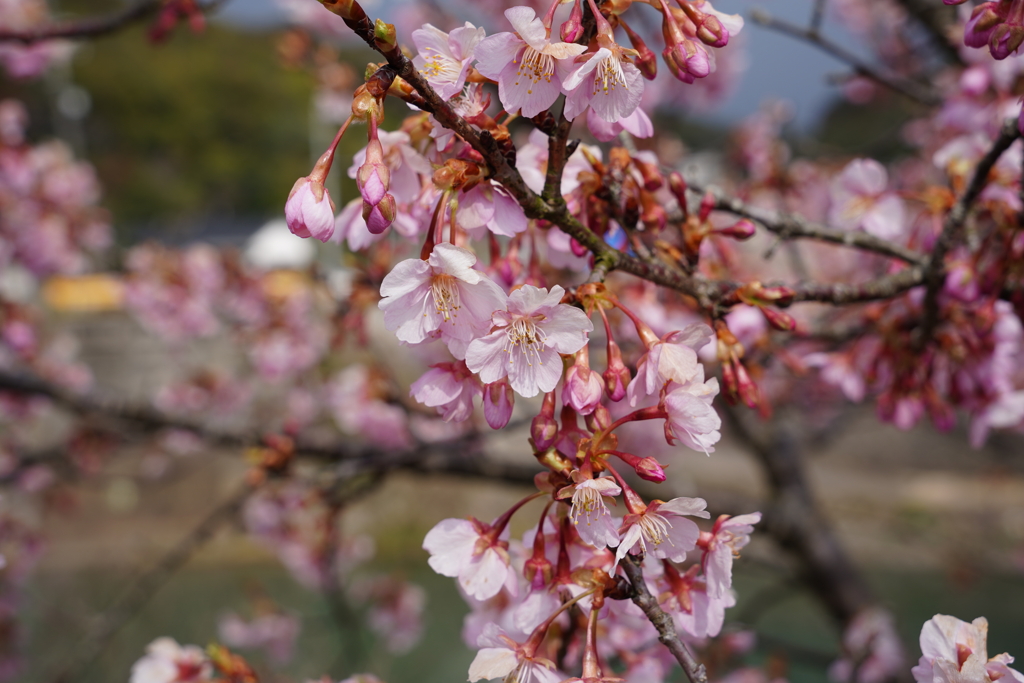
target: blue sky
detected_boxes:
[215,0,862,130]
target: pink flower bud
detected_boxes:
[634,456,666,482]
[761,307,796,332]
[603,339,631,401]
[531,392,559,450]
[695,14,728,48]
[560,0,584,42]
[965,3,1002,48]
[284,176,336,242]
[484,379,515,429]
[716,219,756,240]
[363,193,396,234]
[698,190,716,221]
[584,403,612,432]
[563,350,604,415]
[734,361,760,409]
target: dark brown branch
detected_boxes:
[723,406,875,624]
[749,9,941,107]
[916,118,1021,349]
[0,0,228,44]
[620,554,708,683]
[688,183,926,265]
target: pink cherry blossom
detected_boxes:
[663,372,722,454]
[423,517,514,601]
[627,323,714,406]
[699,512,761,598]
[129,638,210,683]
[615,496,709,565]
[378,243,507,357]
[562,46,645,123]
[557,471,621,548]
[285,176,335,242]
[911,615,1024,683]
[828,158,906,240]
[410,360,483,422]
[218,611,300,664]
[474,6,587,118]
[413,22,485,99]
[465,284,593,398]
[468,623,564,683]
[457,181,528,237]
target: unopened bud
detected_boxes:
[669,171,689,218]
[531,414,559,450]
[760,285,796,306]
[319,0,365,22]
[484,380,515,429]
[560,0,584,42]
[761,307,796,332]
[633,157,663,191]
[584,404,612,432]
[366,64,397,98]
[716,218,756,240]
[373,18,398,54]
[695,14,728,48]
[634,456,666,482]
[734,360,760,409]
[698,190,716,221]
[620,17,657,80]
[603,340,631,401]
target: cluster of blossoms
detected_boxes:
[4,0,1024,680]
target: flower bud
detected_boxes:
[584,404,612,432]
[363,192,397,234]
[373,19,398,55]
[695,13,728,48]
[319,0,366,22]
[484,379,515,429]
[560,0,584,42]
[633,456,666,483]
[285,176,336,242]
[698,189,716,221]
[603,340,631,401]
[563,348,604,415]
[531,392,559,450]
[715,218,756,240]
[734,360,760,409]
[620,17,657,80]
[761,307,796,332]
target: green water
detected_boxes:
[16,561,1024,683]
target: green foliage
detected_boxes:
[71,24,315,236]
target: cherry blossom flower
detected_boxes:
[911,614,1024,683]
[413,22,485,99]
[468,623,564,683]
[627,323,714,406]
[219,612,300,664]
[557,471,621,548]
[465,284,593,398]
[828,158,906,240]
[663,372,722,454]
[423,517,514,601]
[457,181,529,237]
[615,496,709,565]
[378,243,507,357]
[562,4,645,124]
[474,6,587,118]
[698,512,761,598]
[129,638,211,683]
[829,609,905,683]
[410,360,483,422]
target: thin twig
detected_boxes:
[0,0,229,44]
[687,182,926,265]
[809,0,827,34]
[915,118,1021,350]
[749,9,941,107]
[620,554,708,683]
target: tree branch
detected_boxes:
[620,554,709,683]
[915,118,1021,349]
[688,182,926,265]
[0,0,228,44]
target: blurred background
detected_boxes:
[1,1,1023,682]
